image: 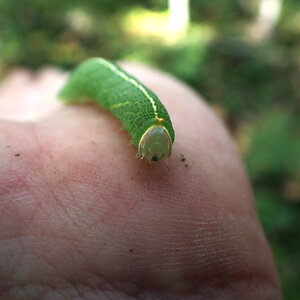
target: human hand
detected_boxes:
[0,63,281,299]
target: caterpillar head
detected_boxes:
[137,125,172,162]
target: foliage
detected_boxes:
[0,0,300,298]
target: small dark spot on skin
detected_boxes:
[175,249,179,252]
[185,164,188,168]
[91,140,97,146]
[130,249,133,252]
[14,153,21,157]
[6,145,10,148]
[181,157,186,162]
[151,155,159,162]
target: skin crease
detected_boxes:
[0,63,282,300]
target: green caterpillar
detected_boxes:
[58,57,175,162]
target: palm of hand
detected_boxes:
[0,64,281,299]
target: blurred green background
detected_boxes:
[0,0,299,298]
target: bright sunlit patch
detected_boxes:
[168,0,190,34]
[122,7,215,45]
[249,0,282,41]
[123,8,171,39]
[259,0,282,24]
[66,9,93,34]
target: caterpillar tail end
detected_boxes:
[137,125,172,162]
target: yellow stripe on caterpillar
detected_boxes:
[95,58,160,120]
[110,101,130,110]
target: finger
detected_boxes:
[0,68,66,121]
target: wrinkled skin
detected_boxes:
[0,63,282,300]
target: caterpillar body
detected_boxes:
[58,58,175,162]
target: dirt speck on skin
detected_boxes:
[14,153,21,157]
[181,154,188,168]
